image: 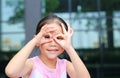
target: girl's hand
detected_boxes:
[35,24,57,46]
[54,24,74,50]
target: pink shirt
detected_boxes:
[29,56,67,78]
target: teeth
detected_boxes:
[47,49,58,51]
[49,50,57,51]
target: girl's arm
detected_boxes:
[5,25,56,77]
[5,38,37,77]
[66,46,90,78]
[54,24,90,78]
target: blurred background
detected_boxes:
[0,0,120,78]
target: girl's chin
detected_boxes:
[43,50,63,59]
[47,54,58,59]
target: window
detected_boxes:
[53,0,120,49]
[113,11,120,47]
[55,12,106,49]
[1,0,25,51]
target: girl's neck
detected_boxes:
[39,55,57,69]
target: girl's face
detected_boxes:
[39,23,64,59]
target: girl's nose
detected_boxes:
[49,39,57,47]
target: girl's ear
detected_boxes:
[34,35,40,46]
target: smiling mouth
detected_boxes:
[47,49,59,53]
[47,49,58,51]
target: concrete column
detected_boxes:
[24,0,42,57]
[0,0,1,51]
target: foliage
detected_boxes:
[6,0,24,24]
[6,0,60,24]
[45,0,60,15]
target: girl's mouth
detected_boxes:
[47,49,59,53]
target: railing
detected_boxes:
[0,48,120,78]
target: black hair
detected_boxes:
[35,14,68,35]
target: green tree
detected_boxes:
[6,0,24,24]
[6,0,60,24]
[45,0,59,15]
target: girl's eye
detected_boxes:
[44,35,50,39]
[57,36,63,40]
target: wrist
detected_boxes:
[65,46,74,52]
[32,37,39,45]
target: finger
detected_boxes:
[37,24,48,36]
[40,37,52,44]
[40,33,52,44]
[45,27,57,33]
[42,25,57,33]
[41,24,48,31]
[43,32,52,39]
[61,23,67,34]
[67,24,74,36]
[67,24,71,33]
[52,31,62,37]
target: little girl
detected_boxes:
[5,14,90,78]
